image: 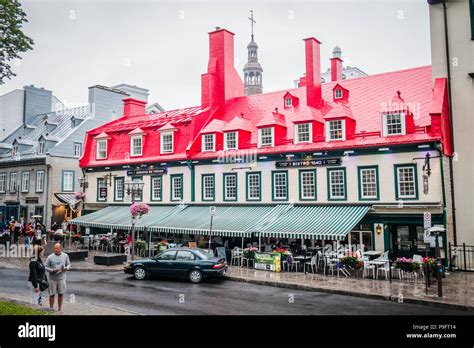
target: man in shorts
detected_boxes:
[44,243,71,311]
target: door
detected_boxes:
[148,250,177,276]
[174,250,197,276]
[5,206,19,221]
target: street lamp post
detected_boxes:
[125,179,144,261]
[208,206,216,254]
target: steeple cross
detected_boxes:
[249,10,256,40]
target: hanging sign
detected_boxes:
[423,173,429,195]
[275,158,341,168]
[127,168,167,176]
[99,187,107,199]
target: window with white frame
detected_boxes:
[328,169,346,199]
[247,172,261,201]
[285,97,292,107]
[300,170,316,199]
[0,173,6,193]
[202,175,214,201]
[9,172,17,193]
[383,113,405,136]
[396,166,416,198]
[171,175,183,201]
[74,143,82,158]
[334,89,343,99]
[295,123,312,144]
[130,135,143,156]
[151,176,162,201]
[96,139,107,159]
[62,171,74,192]
[114,177,124,201]
[38,142,45,155]
[359,167,378,199]
[160,132,174,154]
[224,132,238,151]
[272,171,288,200]
[224,173,237,200]
[36,171,44,192]
[258,127,274,147]
[326,120,345,141]
[202,134,215,152]
[21,172,29,193]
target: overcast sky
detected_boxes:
[2,0,431,110]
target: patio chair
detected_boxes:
[230,248,242,266]
[305,256,317,273]
[376,261,391,280]
[362,258,376,279]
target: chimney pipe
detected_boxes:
[123,98,147,118]
[303,37,322,108]
[330,57,343,82]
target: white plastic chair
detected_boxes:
[305,256,317,273]
[363,258,376,279]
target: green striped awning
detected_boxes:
[259,205,371,240]
[149,205,291,237]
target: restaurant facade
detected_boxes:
[73,27,453,260]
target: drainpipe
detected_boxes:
[45,163,52,230]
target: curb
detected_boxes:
[225,275,473,312]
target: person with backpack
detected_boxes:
[28,246,48,306]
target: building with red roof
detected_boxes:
[74,26,452,260]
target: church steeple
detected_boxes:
[243,10,263,96]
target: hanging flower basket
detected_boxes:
[130,203,150,217]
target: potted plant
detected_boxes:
[422,256,437,277]
[243,246,259,259]
[394,257,421,272]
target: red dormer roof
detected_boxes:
[199,119,226,134]
[255,111,287,128]
[323,103,355,120]
[221,115,253,132]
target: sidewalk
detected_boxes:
[225,266,474,311]
[0,293,138,315]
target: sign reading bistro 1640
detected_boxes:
[275,158,341,168]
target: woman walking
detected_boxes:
[28,246,47,306]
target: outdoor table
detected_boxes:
[367,259,390,279]
[293,255,312,272]
[363,251,383,260]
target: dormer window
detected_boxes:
[202,134,215,152]
[285,97,292,107]
[295,123,312,144]
[130,135,143,157]
[326,120,346,141]
[383,113,406,136]
[38,141,45,155]
[96,139,107,159]
[334,89,343,99]
[283,92,299,108]
[12,145,18,157]
[258,127,274,147]
[160,131,174,154]
[224,131,238,151]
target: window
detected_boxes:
[160,132,174,154]
[36,171,44,192]
[21,172,30,193]
[62,171,74,192]
[170,174,183,201]
[272,171,288,201]
[246,172,261,201]
[328,168,346,200]
[96,139,107,159]
[258,127,274,147]
[383,113,405,136]
[0,173,6,193]
[224,132,238,151]
[299,170,316,200]
[114,177,124,201]
[295,123,312,144]
[150,176,162,201]
[395,164,418,199]
[158,251,176,260]
[12,145,18,157]
[38,142,45,155]
[97,178,106,202]
[202,174,215,201]
[131,176,143,201]
[176,250,195,261]
[285,97,292,107]
[326,120,345,141]
[223,173,237,201]
[9,172,17,193]
[130,135,143,157]
[334,89,343,99]
[358,166,379,200]
[74,143,82,158]
[202,134,215,152]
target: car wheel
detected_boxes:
[133,266,147,280]
[188,269,202,283]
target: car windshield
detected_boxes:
[193,249,214,260]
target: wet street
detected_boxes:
[0,268,469,315]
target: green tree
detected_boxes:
[0,0,34,84]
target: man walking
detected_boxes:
[44,243,71,311]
